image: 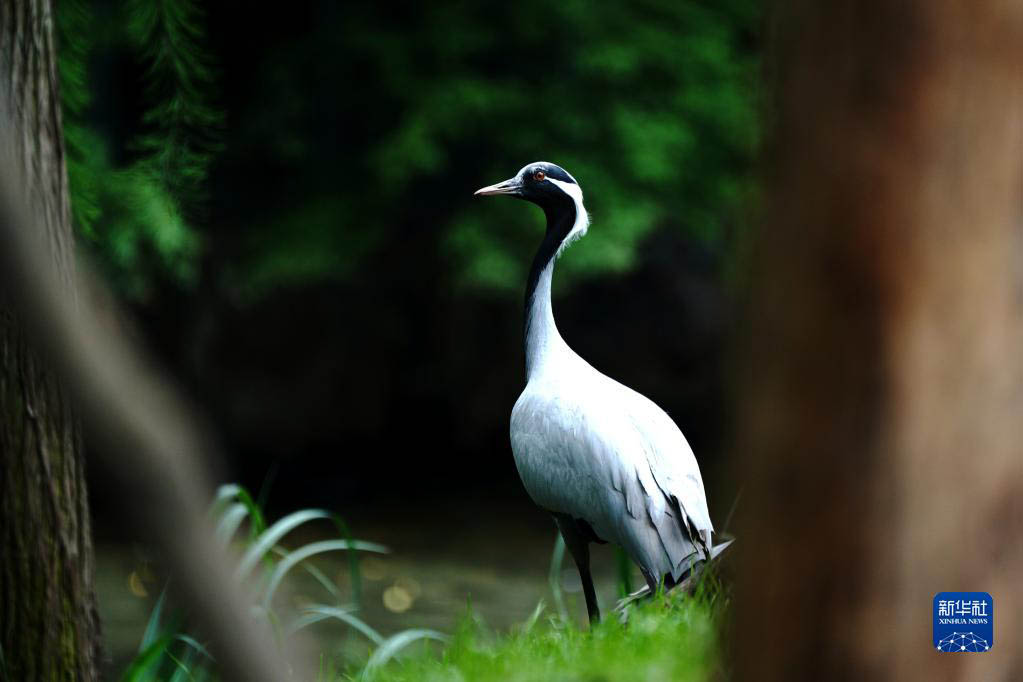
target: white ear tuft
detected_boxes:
[547,177,589,258]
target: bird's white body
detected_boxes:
[509,178,714,584]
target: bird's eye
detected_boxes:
[533,170,546,181]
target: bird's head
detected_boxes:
[474,161,581,213]
[475,162,590,257]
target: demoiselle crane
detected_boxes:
[475,162,731,624]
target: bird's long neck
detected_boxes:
[524,200,577,381]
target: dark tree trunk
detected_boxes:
[0,1,101,679]
[731,2,1023,680]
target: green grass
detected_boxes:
[357,594,724,682]
[121,484,726,681]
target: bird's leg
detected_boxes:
[577,561,600,625]
[553,514,600,625]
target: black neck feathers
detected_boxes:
[524,195,576,338]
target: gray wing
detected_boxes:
[609,389,714,583]
[621,385,714,547]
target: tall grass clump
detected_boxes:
[121,483,446,681]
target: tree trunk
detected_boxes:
[0,1,101,679]
[732,2,1023,680]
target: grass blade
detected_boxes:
[236,509,332,578]
[361,629,448,678]
[263,540,388,608]
[139,588,167,652]
[211,484,242,513]
[175,634,215,661]
[548,534,568,622]
[331,515,364,608]
[215,502,250,546]
[166,648,196,682]
[615,546,634,598]
[122,634,173,682]
[270,545,344,603]
[522,599,546,633]
[286,604,384,645]
[211,484,266,538]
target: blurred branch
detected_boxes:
[0,127,301,681]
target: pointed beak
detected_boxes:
[474,177,522,197]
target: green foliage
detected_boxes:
[59,1,759,301]
[124,0,222,205]
[58,0,102,236]
[58,0,221,300]
[344,1,760,292]
[223,1,760,299]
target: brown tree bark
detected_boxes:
[0,1,101,679]
[731,2,1023,680]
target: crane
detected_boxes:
[475,162,731,624]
